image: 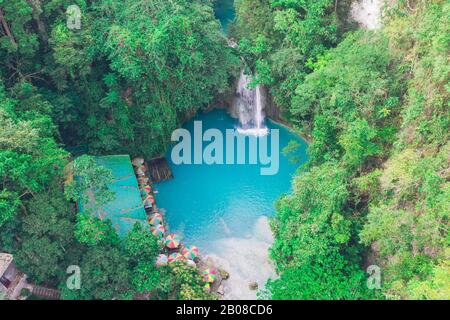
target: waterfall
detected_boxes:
[255,84,264,131]
[233,70,268,136]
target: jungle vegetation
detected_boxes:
[0,0,234,300]
[230,0,449,299]
[0,0,448,300]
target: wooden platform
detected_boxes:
[146,157,173,183]
[32,285,61,300]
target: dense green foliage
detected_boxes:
[0,0,239,157]
[0,0,448,300]
[233,0,449,300]
[230,0,353,111]
[0,81,68,227]
[357,1,450,299]
[267,163,373,299]
[60,222,213,300]
[0,0,232,300]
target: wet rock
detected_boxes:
[249,282,258,291]
[219,268,230,280]
[217,285,225,296]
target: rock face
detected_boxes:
[261,86,283,123]
[219,268,230,280]
[212,85,235,112]
[226,81,288,125]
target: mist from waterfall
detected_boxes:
[233,70,269,137]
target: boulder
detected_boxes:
[217,285,225,296]
[249,282,258,291]
[219,268,230,280]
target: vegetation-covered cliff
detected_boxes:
[231,0,449,299]
[0,0,236,300]
[0,0,448,300]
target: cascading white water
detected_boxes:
[233,70,268,136]
[255,84,264,131]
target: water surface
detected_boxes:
[214,0,236,32]
[154,109,307,298]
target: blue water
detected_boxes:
[154,109,308,250]
[214,0,235,32]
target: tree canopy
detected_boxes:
[0,0,448,301]
[232,0,449,300]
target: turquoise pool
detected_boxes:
[155,109,307,250]
[155,0,307,300]
[154,109,307,298]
